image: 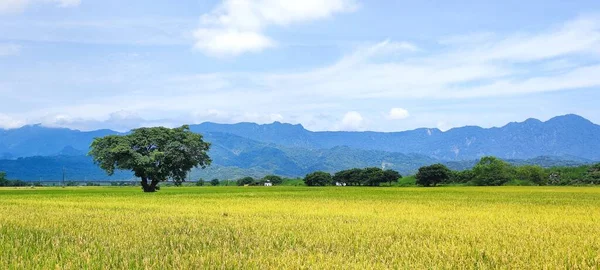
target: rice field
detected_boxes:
[1,186,599,269]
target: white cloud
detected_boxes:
[0,43,20,56]
[257,16,600,101]
[387,108,410,120]
[0,0,80,14]
[193,29,275,56]
[193,0,357,57]
[338,111,363,131]
[0,113,24,129]
[2,16,600,132]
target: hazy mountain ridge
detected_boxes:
[2,114,598,161]
[0,114,598,180]
[191,114,600,160]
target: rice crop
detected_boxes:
[1,186,599,269]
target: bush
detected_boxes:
[303,171,332,186]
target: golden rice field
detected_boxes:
[1,186,599,269]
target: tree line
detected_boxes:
[2,156,599,188]
[304,167,401,186]
[302,156,600,187]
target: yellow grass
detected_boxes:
[1,186,599,269]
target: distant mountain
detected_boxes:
[0,155,133,181]
[0,114,599,180]
[190,114,600,160]
[0,124,119,158]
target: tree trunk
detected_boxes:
[141,177,158,192]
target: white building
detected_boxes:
[264,181,273,187]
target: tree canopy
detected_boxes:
[88,125,211,192]
[303,171,333,186]
[333,168,363,186]
[415,164,451,187]
[262,175,283,185]
[472,156,513,186]
[237,177,255,186]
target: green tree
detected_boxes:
[333,168,363,186]
[0,172,8,187]
[450,170,474,184]
[585,163,600,184]
[89,125,211,192]
[210,178,220,186]
[262,175,283,185]
[415,164,451,187]
[383,169,402,186]
[237,177,255,186]
[472,156,513,186]
[360,167,386,186]
[196,178,205,186]
[303,171,332,186]
[515,165,547,185]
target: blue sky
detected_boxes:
[1,0,599,132]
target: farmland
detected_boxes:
[1,186,599,269]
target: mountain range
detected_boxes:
[0,114,598,180]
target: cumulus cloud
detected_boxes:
[338,111,364,131]
[387,108,410,120]
[193,0,357,57]
[0,43,21,56]
[0,0,80,14]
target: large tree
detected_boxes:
[89,125,211,192]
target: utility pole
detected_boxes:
[62,167,65,187]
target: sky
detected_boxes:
[0,0,599,132]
